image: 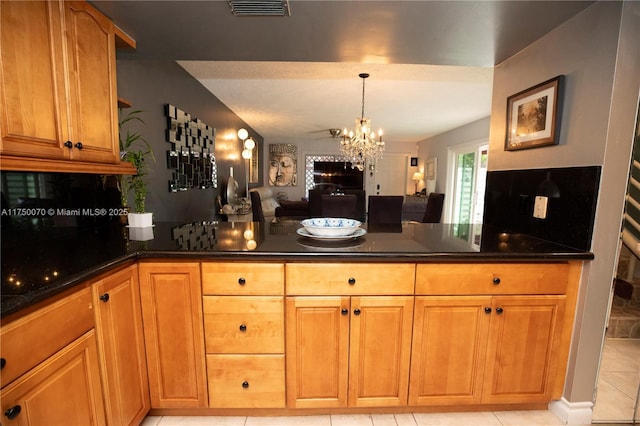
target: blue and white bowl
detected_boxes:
[301,218,362,237]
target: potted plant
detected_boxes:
[118,109,155,228]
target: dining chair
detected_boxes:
[422,192,445,223]
[249,190,266,222]
[367,195,404,225]
[320,194,358,219]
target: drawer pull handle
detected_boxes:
[239,324,247,332]
[64,140,73,149]
[75,141,83,150]
[341,308,349,315]
[492,277,501,285]
[484,307,492,314]
[99,293,110,302]
[5,405,21,420]
[496,307,504,314]
[238,278,246,285]
[353,308,361,316]
[242,381,249,389]
[0,358,5,369]
[348,277,356,285]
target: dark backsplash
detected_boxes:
[482,166,601,251]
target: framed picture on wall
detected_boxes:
[268,144,297,186]
[410,157,418,167]
[505,75,564,151]
[425,158,436,180]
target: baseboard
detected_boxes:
[549,398,594,425]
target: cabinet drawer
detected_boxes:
[206,354,285,408]
[0,286,94,387]
[202,262,284,295]
[203,296,284,353]
[286,263,415,295]
[416,263,569,295]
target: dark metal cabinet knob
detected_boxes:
[5,405,21,420]
[238,278,246,285]
[484,307,492,314]
[99,293,110,302]
[341,308,349,315]
[353,308,361,315]
[239,324,247,332]
[496,307,504,314]
[75,141,83,150]
[348,277,356,285]
[492,277,501,285]
[64,140,73,149]
[242,381,249,388]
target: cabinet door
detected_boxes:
[0,331,106,426]
[285,296,350,408]
[63,1,118,163]
[138,262,208,408]
[482,295,566,404]
[348,296,413,407]
[409,296,491,406]
[93,265,150,425]
[0,0,67,158]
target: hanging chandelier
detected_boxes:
[340,73,385,171]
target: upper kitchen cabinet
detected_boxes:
[0,1,133,173]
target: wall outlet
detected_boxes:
[533,196,548,219]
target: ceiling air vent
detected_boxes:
[228,0,291,16]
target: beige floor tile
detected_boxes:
[141,417,162,426]
[600,370,640,399]
[593,379,637,422]
[393,413,418,426]
[245,415,330,426]
[413,411,501,426]
[493,410,564,426]
[370,413,396,426]
[330,414,374,426]
[156,416,242,425]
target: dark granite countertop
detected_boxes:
[1,219,593,318]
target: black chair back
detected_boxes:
[320,194,358,219]
[422,193,445,223]
[367,195,404,225]
[249,190,265,222]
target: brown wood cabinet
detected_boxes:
[285,263,415,409]
[92,265,150,425]
[202,262,286,408]
[138,262,208,408]
[410,263,574,406]
[0,0,120,168]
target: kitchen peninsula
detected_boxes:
[0,219,591,421]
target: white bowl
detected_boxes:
[301,218,362,237]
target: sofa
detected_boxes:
[249,187,310,221]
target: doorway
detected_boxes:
[365,153,409,196]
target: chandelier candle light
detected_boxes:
[340,73,385,171]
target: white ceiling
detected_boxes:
[92,1,594,144]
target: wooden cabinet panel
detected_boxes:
[0,331,106,426]
[202,262,284,295]
[416,263,569,295]
[349,296,414,407]
[286,296,350,408]
[206,354,285,408]
[482,296,566,404]
[63,1,118,163]
[286,263,415,295]
[203,296,284,354]
[409,296,491,406]
[0,0,67,158]
[93,265,150,425]
[138,262,208,408]
[0,286,94,387]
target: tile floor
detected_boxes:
[592,337,640,423]
[142,410,565,426]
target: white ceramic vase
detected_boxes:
[127,212,153,228]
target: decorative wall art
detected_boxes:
[505,75,564,151]
[165,104,217,192]
[268,144,297,186]
[425,158,437,180]
[410,157,418,167]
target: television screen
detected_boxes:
[313,161,363,190]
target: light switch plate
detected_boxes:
[533,196,548,219]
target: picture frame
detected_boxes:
[505,75,564,151]
[410,157,418,167]
[425,158,436,180]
